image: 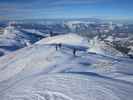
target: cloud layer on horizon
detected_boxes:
[0,0,132,19]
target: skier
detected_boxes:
[58,43,62,49]
[50,31,53,37]
[73,48,76,56]
[128,54,133,59]
[55,44,58,51]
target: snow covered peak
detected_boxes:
[105,36,114,42]
[88,36,123,57]
[3,25,16,35]
[0,26,43,56]
[128,46,133,55]
[36,33,89,47]
[65,21,82,28]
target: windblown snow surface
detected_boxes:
[0,33,133,100]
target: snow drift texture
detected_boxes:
[0,33,133,100]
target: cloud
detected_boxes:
[0,16,9,20]
[0,0,111,19]
[50,0,107,6]
[0,0,36,3]
[0,0,106,12]
[0,3,18,13]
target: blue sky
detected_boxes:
[0,0,133,20]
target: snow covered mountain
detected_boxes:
[88,36,124,57]
[0,25,44,56]
[0,33,133,100]
[128,45,133,56]
[36,33,89,47]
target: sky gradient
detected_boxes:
[0,0,133,20]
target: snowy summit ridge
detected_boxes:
[0,32,133,100]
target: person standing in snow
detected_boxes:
[50,31,53,37]
[128,54,133,59]
[73,48,76,56]
[58,43,62,49]
[55,44,58,51]
[55,43,62,51]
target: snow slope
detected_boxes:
[0,25,43,56]
[0,34,133,100]
[36,33,89,47]
[1,74,133,100]
[105,36,114,42]
[128,45,133,55]
[88,36,123,57]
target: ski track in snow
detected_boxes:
[2,74,133,100]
